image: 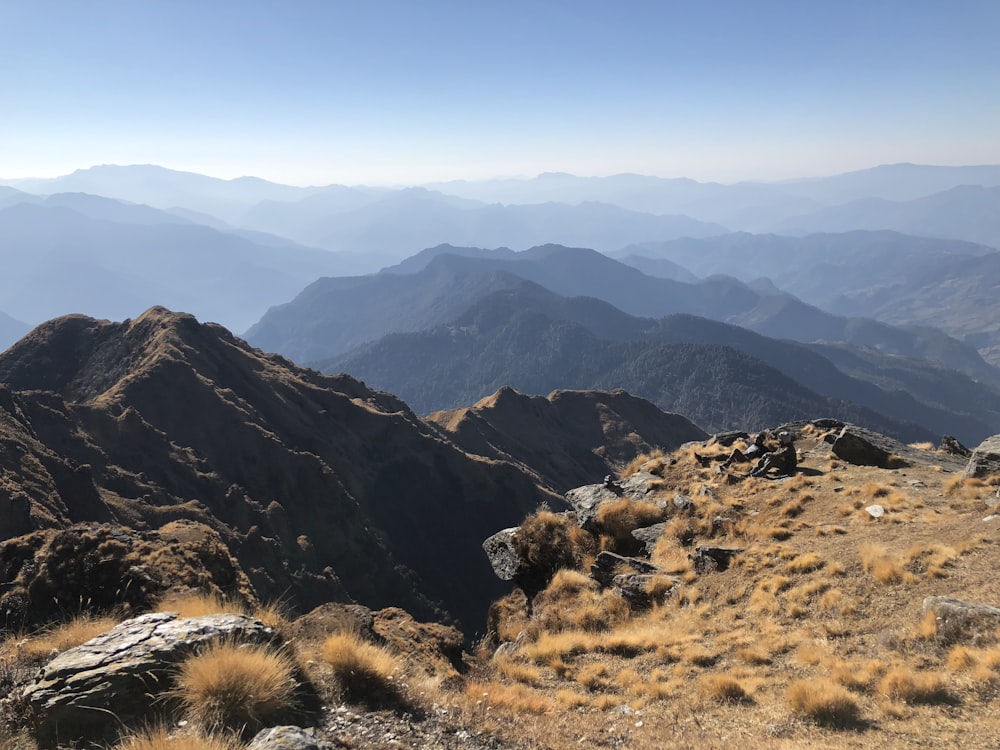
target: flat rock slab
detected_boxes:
[566,472,657,530]
[23,611,279,746]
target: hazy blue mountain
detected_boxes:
[0,310,31,353]
[425,164,1000,230]
[620,231,1000,368]
[772,185,1000,249]
[324,290,948,443]
[782,163,1000,205]
[2,164,323,223]
[0,201,352,330]
[248,243,995,391]
[614,254,698,283]
[234,188,728,262]
[246,245,763,362]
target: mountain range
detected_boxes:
[619,230,1000,367]
[0,306,713,633]
[324,283,1000,444]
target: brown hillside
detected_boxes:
[428,387,707,493]
[0,307,561,633]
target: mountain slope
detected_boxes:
[0,307,565,632]
[326,291,939,442]
[427,388,708,493]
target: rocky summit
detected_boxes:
[0,307,565,633]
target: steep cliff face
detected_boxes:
[0,307,560,633]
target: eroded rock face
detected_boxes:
[23,611,279,746]
[963,435,1000,478]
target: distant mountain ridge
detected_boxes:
[620,230,1000,368]
[249,243,996,389]
[325,285,997,443]
[0,198,353,331]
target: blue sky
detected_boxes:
[2,0,998,185]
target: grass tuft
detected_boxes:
[321,631,401,704]
[115,726,239,750]
[173,640,297,734]
[787,679,864,728]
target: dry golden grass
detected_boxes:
[467,680,553,713]
[596,498,665,550]
[321,631,400,702]
[157,591,243,618]
[787,679,863,727]
[699,673,751,703]
[13,614,118,658]
[859,544,917,584]
[114,727,239,750]
[494,653,544,686]
[877,667,952,704]
[172,640,297,734]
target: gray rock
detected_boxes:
[612,573,679,607]
[831,426,903,468]
[692,546,745,572]
[673,493,693,511]
[922,596,1000,645]
[963,435,1000,479]
[865,504,885,519]
[249,725,334,750]
[565,472,657,530]
[482,527,520,581]
[631,523,666,555]
[590,551,662,586]
[23,611,280,745]
[940,435,971,457]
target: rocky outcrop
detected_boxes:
[23,612,280,745]
[962,435,1000,478]
[922,596,1000,645]
[0,522,251,633]
[565,471,659,531]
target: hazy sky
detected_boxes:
[2,0,998,185]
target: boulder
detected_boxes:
[565,472,657,530]
[249,726,334,750]
[922,596,1000,645]
[692,546,745,572]
[631,523,666,555]
[962,435,1000,479]
[831,426,905,468]
[611,573,680,608]
[23,612,279,745]
[590,551,662,587]
[482,527,520,581]
[940,435,971,457]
